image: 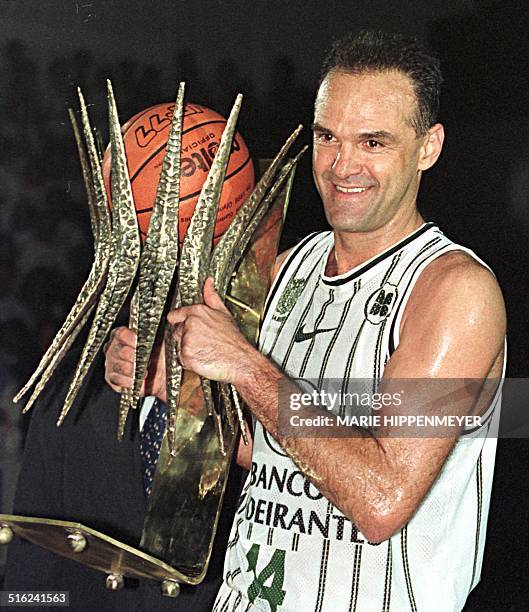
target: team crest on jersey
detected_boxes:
[272,278,306,321]
[365,282,398,324]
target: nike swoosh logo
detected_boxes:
[294,325,338,343]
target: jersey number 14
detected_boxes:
[246,543,286,612]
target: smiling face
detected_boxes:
[312,69,444,236]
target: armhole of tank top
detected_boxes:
[388,244,454,357]
[388,244,496,355]
[460,338,506,436]
[386,244,505,435]
[261,231,326,324]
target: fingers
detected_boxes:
[203,277,229,312]
[104,326,169,399]
[163,279,237,378]
[114,326,137,348]
[166,278,228,327]
[107,359,134,389]
[104,326,137,392]
[104,326,137,355]
[171,322,184,366]
[167,307,191,326]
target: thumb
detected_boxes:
[203,277,228,312]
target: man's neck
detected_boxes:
[325,212,425,276]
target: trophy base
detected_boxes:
[0,514,198,596]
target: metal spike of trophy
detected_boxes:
[0,81,305,596]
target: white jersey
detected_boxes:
[215,223,503,612]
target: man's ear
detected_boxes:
[418,123,445,171]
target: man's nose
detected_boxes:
[331,144,362,179]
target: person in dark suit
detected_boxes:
[3,347,244,612]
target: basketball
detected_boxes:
[102,102,255,243]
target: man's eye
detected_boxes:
[315,132,335,143]
[366,139,382,149]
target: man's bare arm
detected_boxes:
[169,251,505,542]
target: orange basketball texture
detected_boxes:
[103,102,255,243]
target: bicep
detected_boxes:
[371,254,506,527]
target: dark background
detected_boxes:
[1,0,528,610]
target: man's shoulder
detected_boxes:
[412,249,500,295]
[271,248,294,281]
[401,248,506,341]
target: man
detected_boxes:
[106,30,505,611]
[4,345,244,612]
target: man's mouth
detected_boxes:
[334,185,370,194]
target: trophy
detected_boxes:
[1,81,305,597]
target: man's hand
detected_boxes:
[104,327,166,399]
[168,277,259,384]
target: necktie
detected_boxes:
[139,398,167,497]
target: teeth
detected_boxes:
[335,185,368,193]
